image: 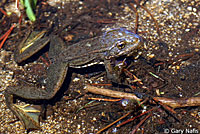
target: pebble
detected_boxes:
[185,29,190,32]
[187,6,192,11]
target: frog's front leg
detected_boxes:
[104,59,126,84]
[5,36,68,130]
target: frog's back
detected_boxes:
[58,36,105,67]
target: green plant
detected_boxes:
[20,0,37,21]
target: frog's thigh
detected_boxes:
[45,61,68,99]
[48,35,66,59]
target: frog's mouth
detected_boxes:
[117,40,143,57]
[118,44,139,56]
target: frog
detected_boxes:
[4,28,144,130]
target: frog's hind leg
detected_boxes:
[45,35,69,99]
[5,62,68,130]
[4,36,69,130]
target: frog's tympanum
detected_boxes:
[5,28,143,130]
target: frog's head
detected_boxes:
[101,28,144,59]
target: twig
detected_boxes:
[129,3,139,34]
[85,85,200,108]
[0,24,16,49]
[153,97,200,108]
[0,8,8,16]
[84,85,142,101]
[140,5,160,36]
[116,107,155,127]
[153,98,176,114]
[96,112,132,134]
[131,113,152,134]
[87,97,122,102]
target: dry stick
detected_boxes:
[116,107,156,128]
[96,112,132,134]
[88,97,122,102]
[0,24,16,49]
[131,113,152,134]
[153,98,176,114]
[129,3,139,34]
[140,5,161,36]
[153,97,200,108]
[85,85,142,101]
[85,85,200,108]
[0,8,8,16]
[129,2,160,36]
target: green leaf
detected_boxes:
[21,0,37,21]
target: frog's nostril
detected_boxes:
[133,38,139,44]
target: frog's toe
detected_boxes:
[12,104,41,130]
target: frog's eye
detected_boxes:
[116,41,126,49]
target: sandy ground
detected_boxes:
[0,0,200,133]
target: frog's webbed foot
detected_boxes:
[4,86,42,130]
[15,32,50,63]
[14,104,41,129]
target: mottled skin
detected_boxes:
[4,28,143,129]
